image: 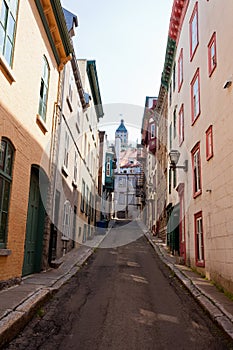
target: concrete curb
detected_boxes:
[0,288,51,348]
[144,231,233,341]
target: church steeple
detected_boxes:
[115,119,128,149]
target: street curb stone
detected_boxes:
[0,289,51,348]
[0,230,109,348]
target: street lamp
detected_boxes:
[168,150,188,172]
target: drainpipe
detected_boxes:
[42,66,66,270]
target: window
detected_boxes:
[191,142,202,197]
[77,110,80,126]
[83,224,87,243]
[173,63,176,91]
[85,186,89,216]
[118,193,125,205]
[63,131,69,169]
[38,56,50,121]
[194,211,205,267]
[87,143,90,169]
[0,138,14,248]
[178,48,183,91]
[173,168,177,188]
[151,123,155,139]
[191,68,200,123]
[208,32,217,76]
[84,133,87,158]
[88,191,92,218]
[128,194,134,205]
[91,194,94,221]
[62,201,71,239]
[80,179,85,212]
[179,104,184,145]
[189,2,199,60]
[206,125,213,160]
[169,123,172,149]
[119,177,126,187]
[68,75,73,103]
[106,157,110,177]
[0,0,19,66]
[173,108,177,139]
[169,82,172,106]
[72,206,77,242]
[73,152,77,183]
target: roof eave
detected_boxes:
[36,0,73,70]
[86,60,104,119]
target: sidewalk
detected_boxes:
[141,225,233,342]
[0,228,110,349]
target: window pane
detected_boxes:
[0,141,6,171]
[0,24,5,53]
[192,13,197,51]
[4,36,13,65]
[0,177,3,210]
[0,211,7,243]
[7,13,15,41]
[5,144,13,175]
[2,180,10,211]
[10,0,19,18]
[43,59,49,82]
[0,1,7,27]
[40,79,44,98]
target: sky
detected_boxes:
[61,0,173,142]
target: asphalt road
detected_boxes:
[5,221,233,350]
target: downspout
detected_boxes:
[42,67,66,269]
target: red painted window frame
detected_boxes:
[191,68,200,124]
[194,211,205,267]
[150,123,156,139]
[191,142,202,198]
[206,125,213,160]
[178,48,183,92]
[189,2,199,61]
[178,104,184,146]
[208,32,217,77]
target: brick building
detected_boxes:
[0,0,72,284]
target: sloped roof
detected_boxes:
[116,119,127,133]
[63,8,78,32]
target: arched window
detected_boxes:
[0,138,14,248]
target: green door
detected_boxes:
[22,171,44,276]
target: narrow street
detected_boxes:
[5,221,233,350]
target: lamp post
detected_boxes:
[168,150,188,172]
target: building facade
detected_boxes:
[76,59,104,243]
[0,0,72,284]
[165,0,233,292]
[141,97,157,231]
[49,8,90,261]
